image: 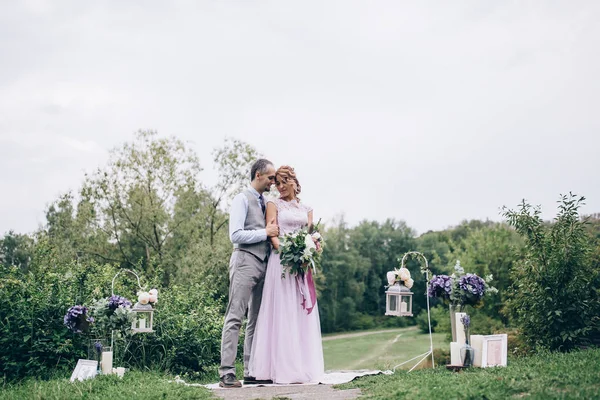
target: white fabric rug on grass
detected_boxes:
[172,370,388,390]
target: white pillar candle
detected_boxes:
[470,335,484,367]
[101,351,113,374]
[400,302,407,313]
[450,342,462,365]
[139,318,146,329]
[455,312,467,344]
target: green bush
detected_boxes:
[118,282,224,378]
[0,250,116,380]
[502,194,600,351]
[0,239,225,382]
[416,305,448,334]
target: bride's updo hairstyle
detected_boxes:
[275,165,301,198]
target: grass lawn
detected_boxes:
[323,326,447,371]
[2,330,599,399]
[0,371,212,400]
[338,347,600,399]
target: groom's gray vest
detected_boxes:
[235,190,270,261]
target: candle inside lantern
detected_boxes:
[400,302,407,313]
[139,318,146,329]
[101,351,113,374]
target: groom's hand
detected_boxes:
[266,217,279,237]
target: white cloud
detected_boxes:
[1,0,599,235]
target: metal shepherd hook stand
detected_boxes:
[391,251,435,372]
[110,269,145,350]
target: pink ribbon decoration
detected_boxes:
[297,268,317,314]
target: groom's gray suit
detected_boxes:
[219,187,270,378]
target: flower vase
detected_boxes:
[88,339,111,374]
[460,334,475,367]
[449,304,457,342]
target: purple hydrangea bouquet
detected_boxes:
[64,305,94,333]
[64,294,135,339]
[427,260,496,311]
[90,295,136,338]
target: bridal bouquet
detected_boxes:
[277,219,325,278]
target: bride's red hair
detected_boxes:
[275,165,301,198]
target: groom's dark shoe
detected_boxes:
[243,376,273,385]
[219,373,242,388]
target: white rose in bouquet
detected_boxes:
[398,267,411,282]
[304,234,316,251]
[386,271,397,286]
[405,278,414,289]
[311,232,321,241]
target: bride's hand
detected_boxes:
[271,237,280,250]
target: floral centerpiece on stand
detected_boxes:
[64,294,136,374]
[427,260,497,343]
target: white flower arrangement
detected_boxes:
[386,267,414,289]
[137,288,158,305]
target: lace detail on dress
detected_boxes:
[268,198,312,236]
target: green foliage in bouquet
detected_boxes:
[88,295,136,339]
[276,219,324,278]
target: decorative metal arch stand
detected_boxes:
[391,251,435,372]
[109,269,146,349]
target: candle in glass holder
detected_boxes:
[400,302,407,313]
[101,351,113,374]
[139,318,146,329]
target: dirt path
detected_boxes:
[212,385,361,400]
[322,326,416,341]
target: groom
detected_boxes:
[219,158,279,388]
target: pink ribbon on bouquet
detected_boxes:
[296,268,317,314]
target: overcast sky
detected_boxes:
[1,1,599,236]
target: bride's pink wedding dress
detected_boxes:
[248,198,325,384]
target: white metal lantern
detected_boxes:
[385,283,413,317]
[384,251,435,372]
[131,302,154,333]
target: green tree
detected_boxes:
[448,223,523,322]
[0,231,34,271]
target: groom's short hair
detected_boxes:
[250,159,273,181]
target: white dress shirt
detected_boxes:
[229,186,267,244]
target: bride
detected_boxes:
[248,165,325,384]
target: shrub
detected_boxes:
[432,347,450,366]
[0,239,225,381]
[118,282,224,378]
[502,193,600,351]
[416,305,448,334]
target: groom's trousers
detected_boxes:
[219,249,267,378]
